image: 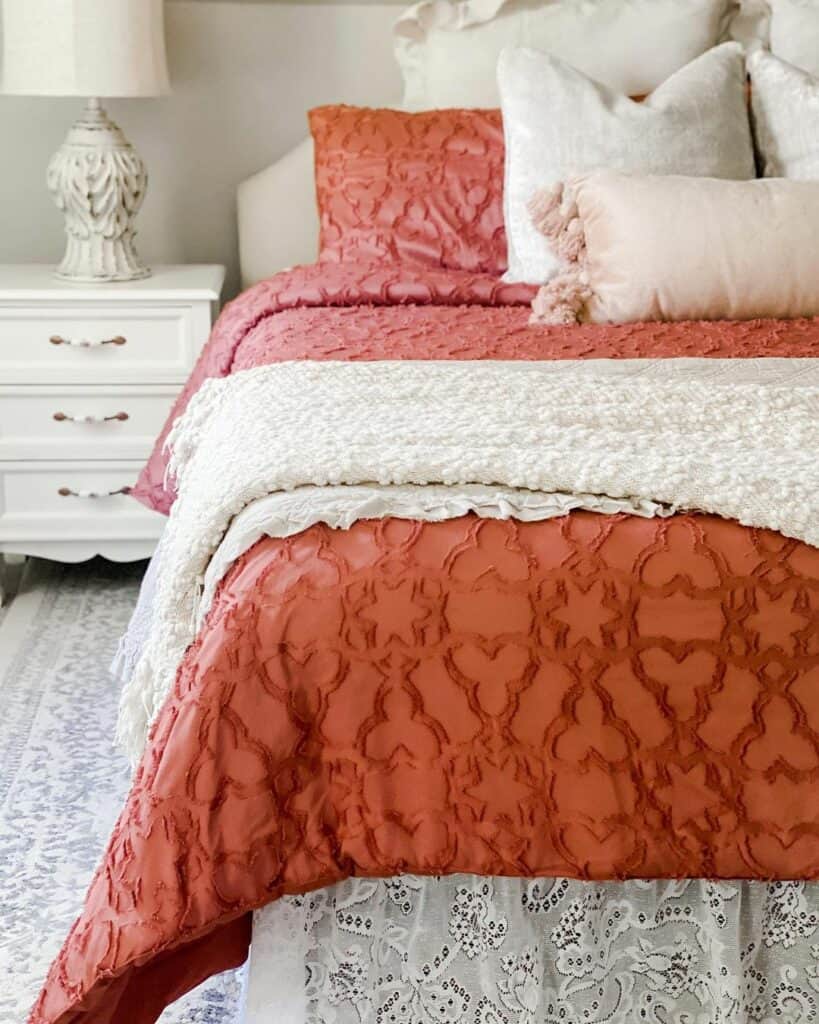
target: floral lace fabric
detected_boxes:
[246,875,819,1024]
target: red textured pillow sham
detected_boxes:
[309,105,507,275]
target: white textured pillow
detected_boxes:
[770,0,819,75]
[750,51,819,178]
[499,42,756,284]
[730,0,771,51]
[394,0,736,110]
[732,1,819,74]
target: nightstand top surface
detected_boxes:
[0,264,226,302]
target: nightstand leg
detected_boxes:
[0,554,28,606]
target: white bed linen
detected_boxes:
[243,874,819,1023]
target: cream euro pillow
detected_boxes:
[730,1,819,73]
[498,43,755,284]
[395,0,735,109]
[750,49,819,178]
[769,0,819,75]
[529,172,819,323]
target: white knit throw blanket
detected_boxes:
[117,358,819,762]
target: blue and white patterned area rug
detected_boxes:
[0,558,243,1024]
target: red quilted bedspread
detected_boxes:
[34,264,819,1023]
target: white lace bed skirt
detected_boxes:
[241,875,819,1024]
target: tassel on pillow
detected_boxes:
[527,182,591,325]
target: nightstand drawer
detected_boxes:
[0,461,163,540]
[0,264,223,562]
[0,303,207,384]
[0,385,177,460]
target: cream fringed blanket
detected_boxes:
[117,358,819,762]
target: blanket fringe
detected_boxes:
[115,659,154,762]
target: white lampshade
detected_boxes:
[1,0,170,97]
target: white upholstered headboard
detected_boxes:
[237,136,318,289]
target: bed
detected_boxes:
[28,2,819,1022]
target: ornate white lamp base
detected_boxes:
[46,98,150,283]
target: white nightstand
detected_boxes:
[0,264,225,565]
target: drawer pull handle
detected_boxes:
[49,334,127,348]
[53,411,130,424]
[58,486,131,499]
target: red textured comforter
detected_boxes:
[34,264,819,1023]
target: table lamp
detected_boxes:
[1,0,170,282]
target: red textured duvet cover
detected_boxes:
[34,263,819,1024]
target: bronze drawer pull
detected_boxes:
[53,411,129,423]
[58,486,131,498]
[49,334,127,348]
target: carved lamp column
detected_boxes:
[1,0,170,283]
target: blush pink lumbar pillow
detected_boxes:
[530,171,819,324]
